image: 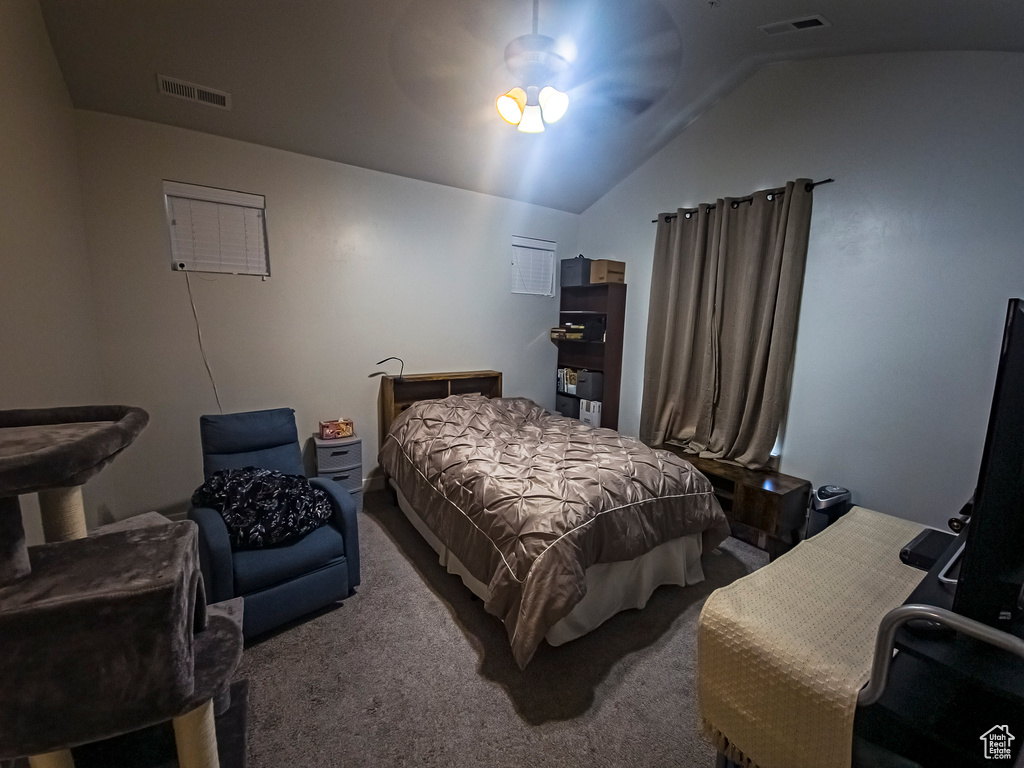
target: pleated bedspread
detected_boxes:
[379,393,731,668]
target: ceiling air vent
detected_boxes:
[157,74,232,110]
[759,15,831,36]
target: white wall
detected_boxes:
[0,1,107,541]
[578,52,1024,527]
[74,111,578,518]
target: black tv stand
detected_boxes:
[901,531,961,608]
[853,534,1024,767]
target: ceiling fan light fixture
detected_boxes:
[538,86,568,123]
[497,87,527,124]
[518,104,545,133]
[497,1,569,133]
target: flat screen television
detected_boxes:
[952,298,1024,631]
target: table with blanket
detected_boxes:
[698,506,926,768]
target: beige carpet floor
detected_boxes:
[236,490,766,767]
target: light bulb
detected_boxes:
[517,104,545,133]
[496,95,523,125]
[496,87,527,125]
[539,86,569,123]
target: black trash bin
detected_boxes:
[806,485,852,537]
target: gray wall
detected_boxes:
[0,1,108,541]
[578,52,1024,527]
[73,111,578,519]
[3,0,577,529]
[0,1,105,407]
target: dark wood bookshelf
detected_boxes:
[554,283,626,430]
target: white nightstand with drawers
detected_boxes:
[314,435,363,512]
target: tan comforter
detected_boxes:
[379,394,730,668]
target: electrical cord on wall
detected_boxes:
[185,271,224,414]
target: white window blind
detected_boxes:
[163,180,269,276]
[511,235,555,296]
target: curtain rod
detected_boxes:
[652,178,834,223]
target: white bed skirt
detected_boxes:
[391,480,707,646]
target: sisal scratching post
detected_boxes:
[173,699,220,768]
[2,407,148,547]
[37,486,87,542]
[28,748,75,768]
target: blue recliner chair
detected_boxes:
[187,408,360,639]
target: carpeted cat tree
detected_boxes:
[0,406,245,768]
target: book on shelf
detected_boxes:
[556,367,580,395]
[551,325,586,341]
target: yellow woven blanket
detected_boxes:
[698,507,926,768]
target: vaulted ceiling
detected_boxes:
[40,0,1024,213]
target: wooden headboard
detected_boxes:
[377,370,502,448]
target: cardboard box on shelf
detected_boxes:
[590,259,625,284]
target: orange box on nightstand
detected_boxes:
[319,419,354,439]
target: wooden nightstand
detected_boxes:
[656,445,811,559]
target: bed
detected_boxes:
[378,391,730,668]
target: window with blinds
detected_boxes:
[163,180,269,276]
[510,235,555,296]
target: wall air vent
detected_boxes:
[157,74,232,110]
[758,15,831,36]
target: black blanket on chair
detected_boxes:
[191,468,331,548]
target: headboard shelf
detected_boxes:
[378,370,502,447]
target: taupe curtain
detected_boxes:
[639,179,813,469]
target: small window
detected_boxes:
[163,180,269,276]
[511,235,555,296]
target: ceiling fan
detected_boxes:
[495,0,571,132]
[387,0,682,131]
